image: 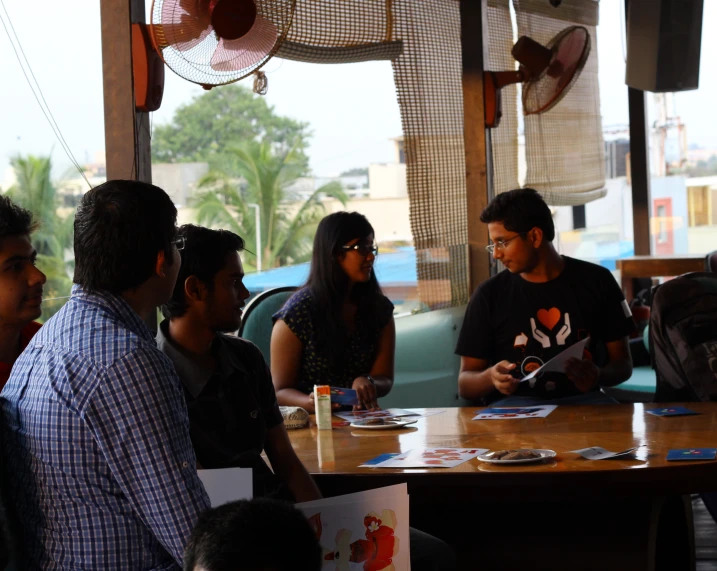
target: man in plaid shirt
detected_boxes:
[1,180,210,570]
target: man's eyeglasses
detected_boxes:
[342,243,379,257]
[173,237,186,251]
[485,233,523,255]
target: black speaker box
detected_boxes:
[625,0,703,92]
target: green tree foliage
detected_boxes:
[193,142,348,269]
[684,155,717,177]
[340,167,368,177]
[6,155,74,322]
[151,85,312,171]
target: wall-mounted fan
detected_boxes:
[484,25,591,128]
[133,0,296,112]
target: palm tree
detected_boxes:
[193,142,348,269]
[6,155,74,321]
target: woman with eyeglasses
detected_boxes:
[270,211,395,413]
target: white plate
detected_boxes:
[477,449,556,464]
[350,418,418,430]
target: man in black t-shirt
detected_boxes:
[456,188,636,405]
[158,224,321,503]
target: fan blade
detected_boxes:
[210,13,278,72]
[157,0,212,52]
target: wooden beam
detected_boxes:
[100,0,151,182]
[627,86,651,257]
[100,0,155,329]
[625,0,651,257]
[460,0,490,294]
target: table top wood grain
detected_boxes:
[287,404,717,500]
[615,255,704,276]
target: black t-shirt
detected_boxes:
[156,322,287,498]
[455,256,636,403]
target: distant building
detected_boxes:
[152,162,209,207]
[367,137,407,199]
[687,148,717,166]
[56,175,105,208]
[605,139,630,179]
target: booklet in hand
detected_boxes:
[520,337,590,382]
[330,386,359,406]
[297,484,410,569]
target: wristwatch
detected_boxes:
[365,375,377,386]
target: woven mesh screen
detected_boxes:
[486,0,520,195]
[281,0,470,308]
[277,0,404,63]
[513,0,606,206]
[392,1,469,308]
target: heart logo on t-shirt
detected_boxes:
[537,307,561,330]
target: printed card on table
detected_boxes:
[334,408,421,422]
[359,453,401,468]
[569,446,637,460]
[297,484,410,570]
[473,405,557,420]
[666,448,717,461]
[371,447,488,469]
[646,406,699,417]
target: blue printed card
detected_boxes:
[330,387,359,406]
[646,406,698,417]
[359,453,401,467]
[666,448,717,461]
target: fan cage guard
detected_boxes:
[522,25,590,116]
[150,0,296,87]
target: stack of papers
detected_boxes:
[334,408,444,422]
[569,446,637,460]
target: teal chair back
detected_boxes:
[239,287,297,365]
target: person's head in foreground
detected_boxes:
[184,498,322,571]
[73,179,180,308]
[162,224,250,332]
[480,187,555,274]
[0,195,46,331]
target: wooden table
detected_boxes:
[615,255,704,301]
[288,405,717,570]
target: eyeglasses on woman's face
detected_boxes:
[341,242,379,257]
[172,236,186,251]
[485,233,523,255]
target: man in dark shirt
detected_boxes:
[158,224,321,503]
[456,188,635,405]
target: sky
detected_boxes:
[0,0,715,182]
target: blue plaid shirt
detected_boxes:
[1,285,210,570]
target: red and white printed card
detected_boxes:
[371,447,488,469]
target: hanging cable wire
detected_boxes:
[0,0,92,189]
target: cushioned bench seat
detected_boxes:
[605,365,656,403]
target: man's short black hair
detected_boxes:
[161,224,245,319]
[184,498,321,571]
[0,195,37,242]
[480,187,555,242]
[73,180,177,294]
